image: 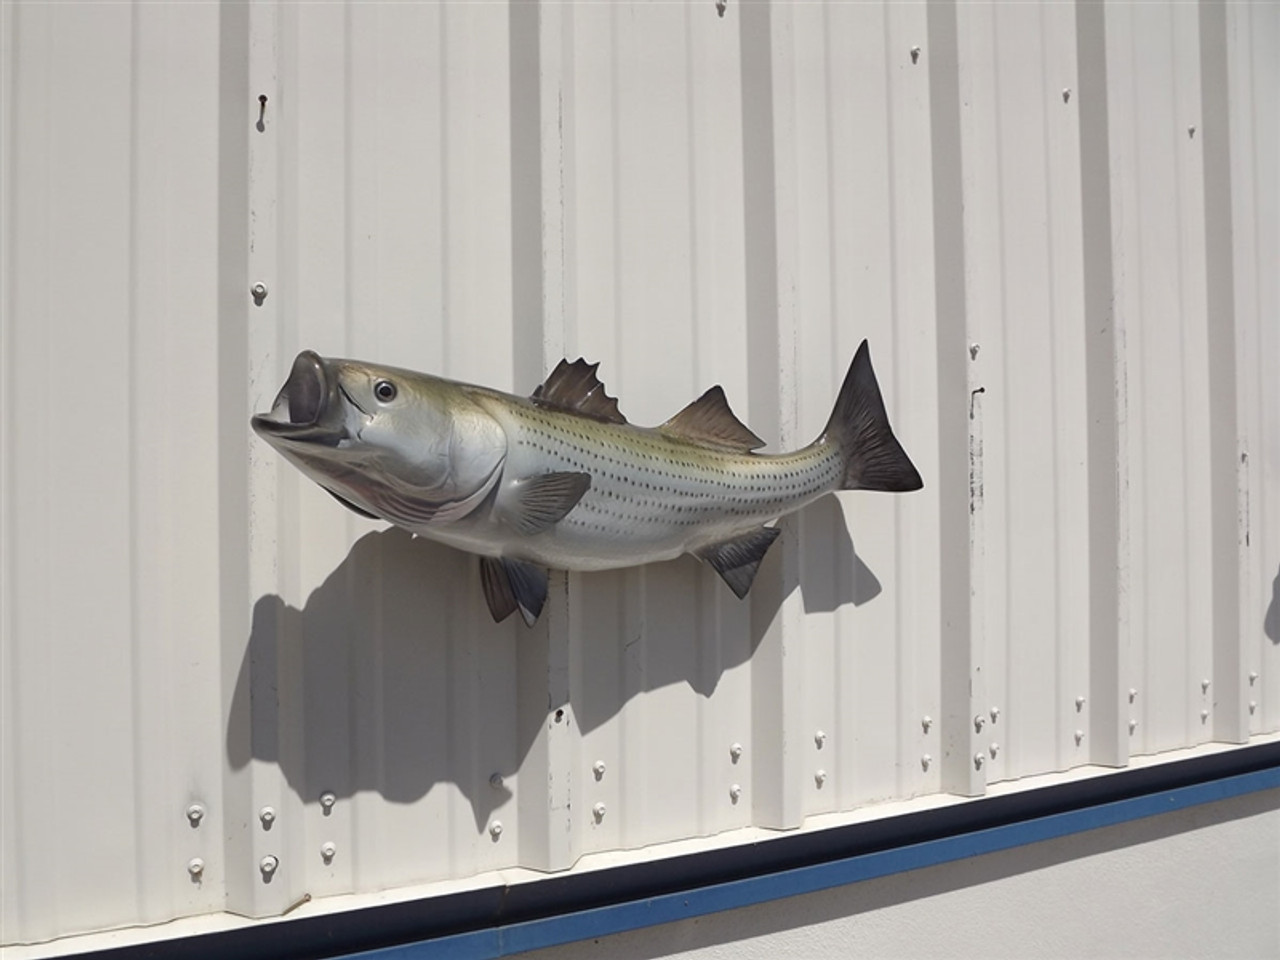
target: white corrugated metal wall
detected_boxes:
[1,0,1276,948]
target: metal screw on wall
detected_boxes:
[251,282,268,305]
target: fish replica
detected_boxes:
[251,342,923,626]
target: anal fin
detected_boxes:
[695,526,781,599]
[498,471,591,536]
[479,556,549,627]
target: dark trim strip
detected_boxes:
[78,742,1280,960]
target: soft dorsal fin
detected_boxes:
[532,359,626,424]
[661,386,765,452]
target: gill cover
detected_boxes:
[253,352,508,527]
[327,359,508,524]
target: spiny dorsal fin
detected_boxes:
[696,526,781,598]
[661,386,765,452]
[532,359,627,424]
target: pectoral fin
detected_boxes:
[498,471,592,536]
[696,526,781,599]
[479,556,549,626]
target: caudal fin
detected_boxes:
[822,340,923,492]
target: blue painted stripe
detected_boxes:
[348,766,1279,960]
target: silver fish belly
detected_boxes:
[251,343,922,625]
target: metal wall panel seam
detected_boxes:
[233,0,291,919]
[1197,0,1246,746]
[0,0,24,943]
[923,0,983,799]
[1074,0,1127,770]
[740,0,806,832]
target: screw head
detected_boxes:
[921,715,933,733]
[489,772,504,790]
[319,791,337,811]
[592,760,606,779]
[814,769,827,786]
[1201,679,1211,693]
[187,857,205,878]
[973,715,986,733]
[593,802,607,820]
[1074,729,1085,745]
[1248,671,1259,685]
[990,707,1001,722]
[320,842,336,862]
[489,820,503,838]
[259,806,276,828]
[814,730,827,748]
[1249,701,1257,714]
[921,754,932,771]
[729,784,742,802]
[1075,695,1087,711]
[259,855,279,876]
[186,803,205,826]
[1200,709,1210,722]
[729,743,743,762]
[989,742,1000,758]
[250,282,268,300]
[1129,719,1138,734]
[1129,688,1139,702]
[974,753,985,770]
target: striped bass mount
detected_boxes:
[251,341,923,625]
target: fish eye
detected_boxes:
[374,379,397,403]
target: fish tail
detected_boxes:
[822,340,924,492]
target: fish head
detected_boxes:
[252,351,506,523]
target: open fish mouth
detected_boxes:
[251,350,348,445]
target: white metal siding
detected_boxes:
[1,0,1276,948]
